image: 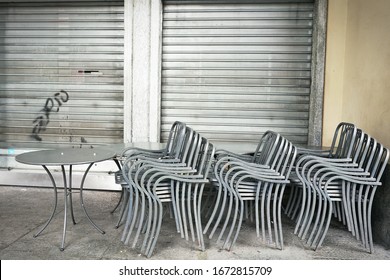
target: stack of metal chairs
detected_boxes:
[112,121,186,228]
[287,122,389,253]
[204,131,297,250]
[116,121,388,257]
[119,122,215,257]
[285,122,357,229]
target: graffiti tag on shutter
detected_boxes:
[32,90,69,141]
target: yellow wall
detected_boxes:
[323,0,390,148]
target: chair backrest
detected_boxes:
[274,135,297,178]
[253,131,297,178]
[120,122,187,180]
[177,125,196,165]
[164,121,187,158]
[329,122,357,159]
[192,135,215,179]
[359,135,389,182]
[176,127,215,178]
[328,128,388,182]
[252,130,280,164]
[372,144,389,183]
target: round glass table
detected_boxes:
[15,146,116,251]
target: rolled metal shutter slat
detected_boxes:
[161,0,313,145]
[0,0,124,148]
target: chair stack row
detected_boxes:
[115,121,388,257]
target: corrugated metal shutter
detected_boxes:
[0,0,124,149]
[161,0,313,145]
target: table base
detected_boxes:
[35,163,105,251]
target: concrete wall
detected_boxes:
[322,0,347,144]
[324,0,390,248]
[323,0,390,147]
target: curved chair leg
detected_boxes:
[174,181,184,238]
[366,186,377,253]
[343,182,354,234]
[124,186,140,244]
[209,169,229,239]
[142,174,164,253]
[298,180,314,239]
[265,183,273,245]
[255,183,261,237]
[277,185,287,250]
[351,184,360,241]
[203,182,222,234]
[313,192,332,250]
[301,184,318,240]
[131,187,146,249]
[272,184,280,249]
[362,187,370,250]
[217,185,234,245]
[142,183,160,256]
[223,185,240,250]
[140,187,154,253]
[228,194,244,251]
[307,188,323,245]
[260,184,267,241]
[357,186,364,246]
[195,183,206,251]
[169,181,180,233]
[180,182,189,241]
[294,174,308,235]
[187,183,196,243]
[146,197,163,258]
[314,199,332,250]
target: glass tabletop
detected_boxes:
[15,146,116,166]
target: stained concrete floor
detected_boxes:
[0,186,389,260]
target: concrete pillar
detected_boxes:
[124,0,162,143]
[308,0,328,146]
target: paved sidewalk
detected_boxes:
[0,186,389,260]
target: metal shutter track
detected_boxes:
[161,1,313,144]
[0,1,124,148]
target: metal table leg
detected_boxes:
[67,165,77,225]
[59,165,77,251]
[79,163,105,234]
[111,158,123,214]
[60,165,68,251]
[33,165,58,238]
